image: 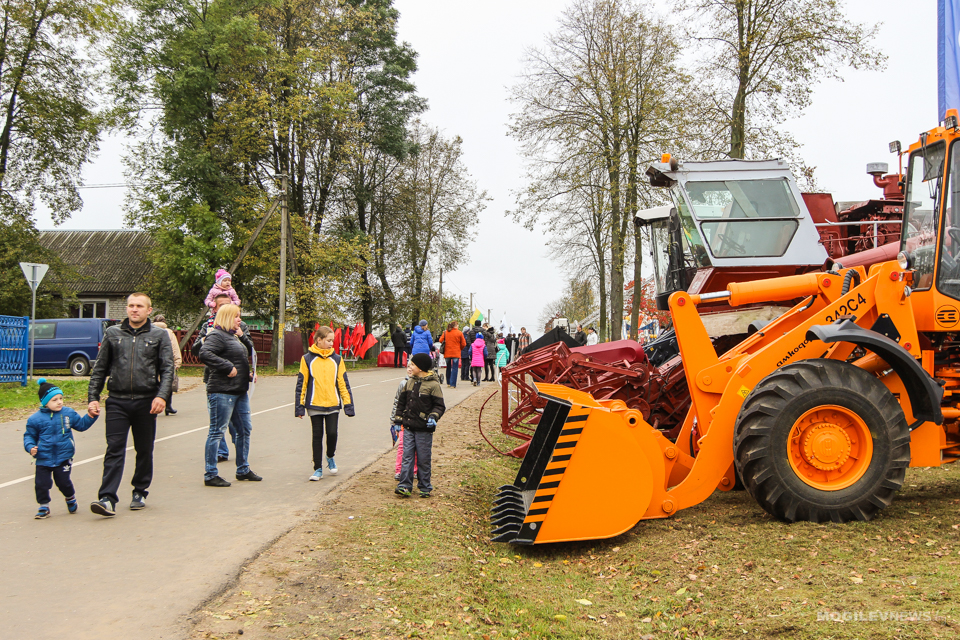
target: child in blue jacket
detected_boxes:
[23,379,98,519]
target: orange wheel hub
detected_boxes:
[787,405,873,490]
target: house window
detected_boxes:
[71,300,108,318]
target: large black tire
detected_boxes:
[734,359,910,523]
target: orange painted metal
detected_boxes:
[495,116,960,544]
[786,405,873,490]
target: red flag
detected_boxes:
[352,323,363,351]
[333,328,341,353]
[356,334,377,359]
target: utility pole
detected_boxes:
[438,267,443,328]
[277,173,288,373]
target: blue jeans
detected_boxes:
[217,411,241,458]
[205,393,251,480]
[398,429,432,493]
[446,358,460,387]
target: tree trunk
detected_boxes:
[626,144,640,341]
[729,3,749,159]
[607,144,623,343]
[631,226,642,342]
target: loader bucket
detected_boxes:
[491,383,658,544]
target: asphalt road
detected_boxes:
[0,366,486,639]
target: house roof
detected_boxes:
[38,230,155,296]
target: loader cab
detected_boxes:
[898,113,960,332]
[644,159,829,310]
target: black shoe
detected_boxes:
[236,470,262,481]
[205,476,231,487]
[130,492,146,510]
[217,455,229,462]
[165,408,177,415]
[90,498,116,517]
[420,492,431,499]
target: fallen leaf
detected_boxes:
[533,562,543,567]
[424,620,434,628]
[615,611,627,618]
[554,614,567,622]
[849,576,864,584]
[575,599,593,606]
[641,617,652,623]
[676,587,687,595]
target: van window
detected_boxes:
[57,321,97,339]
[33,323,56,339]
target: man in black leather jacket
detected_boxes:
[88,293,175,517]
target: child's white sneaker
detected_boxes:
[327,457,338,475]
[309,469,322,481]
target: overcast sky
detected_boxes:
[38,0,937,337]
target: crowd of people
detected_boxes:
[23,265,568,518]
[21,268,463,518]
[388,320,533,389]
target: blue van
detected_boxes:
[31,318,119,376]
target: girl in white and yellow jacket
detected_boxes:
[295,327,355,480]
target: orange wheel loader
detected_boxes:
[492,112,960,545]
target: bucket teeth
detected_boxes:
[495,487,522,499]
[493,495,524,508]
[491,511,526,527]
[492,503,524,516]
[491,523,522,541]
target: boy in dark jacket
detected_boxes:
[24,379,98,519]
[393,353,445,498]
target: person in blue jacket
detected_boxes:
[23,379,98,519]
[408,320,434,357]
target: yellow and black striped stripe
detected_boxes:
[522,413,587,524]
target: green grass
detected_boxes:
[317,447,960,639]
[0,377,96,413]
[192,396,960,639]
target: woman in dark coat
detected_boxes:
[199,304,261,487]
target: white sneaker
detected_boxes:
[327,457,338,475]
[309,469,322,481]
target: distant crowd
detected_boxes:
[388,320,532,387]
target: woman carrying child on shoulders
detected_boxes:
[199,303,261,487]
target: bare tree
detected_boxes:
[686,0,884,159]
[510,0,692,341]
[394,120,487,326]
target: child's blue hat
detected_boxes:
[419,319,428,327]
[37,378,63,407]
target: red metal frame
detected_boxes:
[500,341,691,457]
